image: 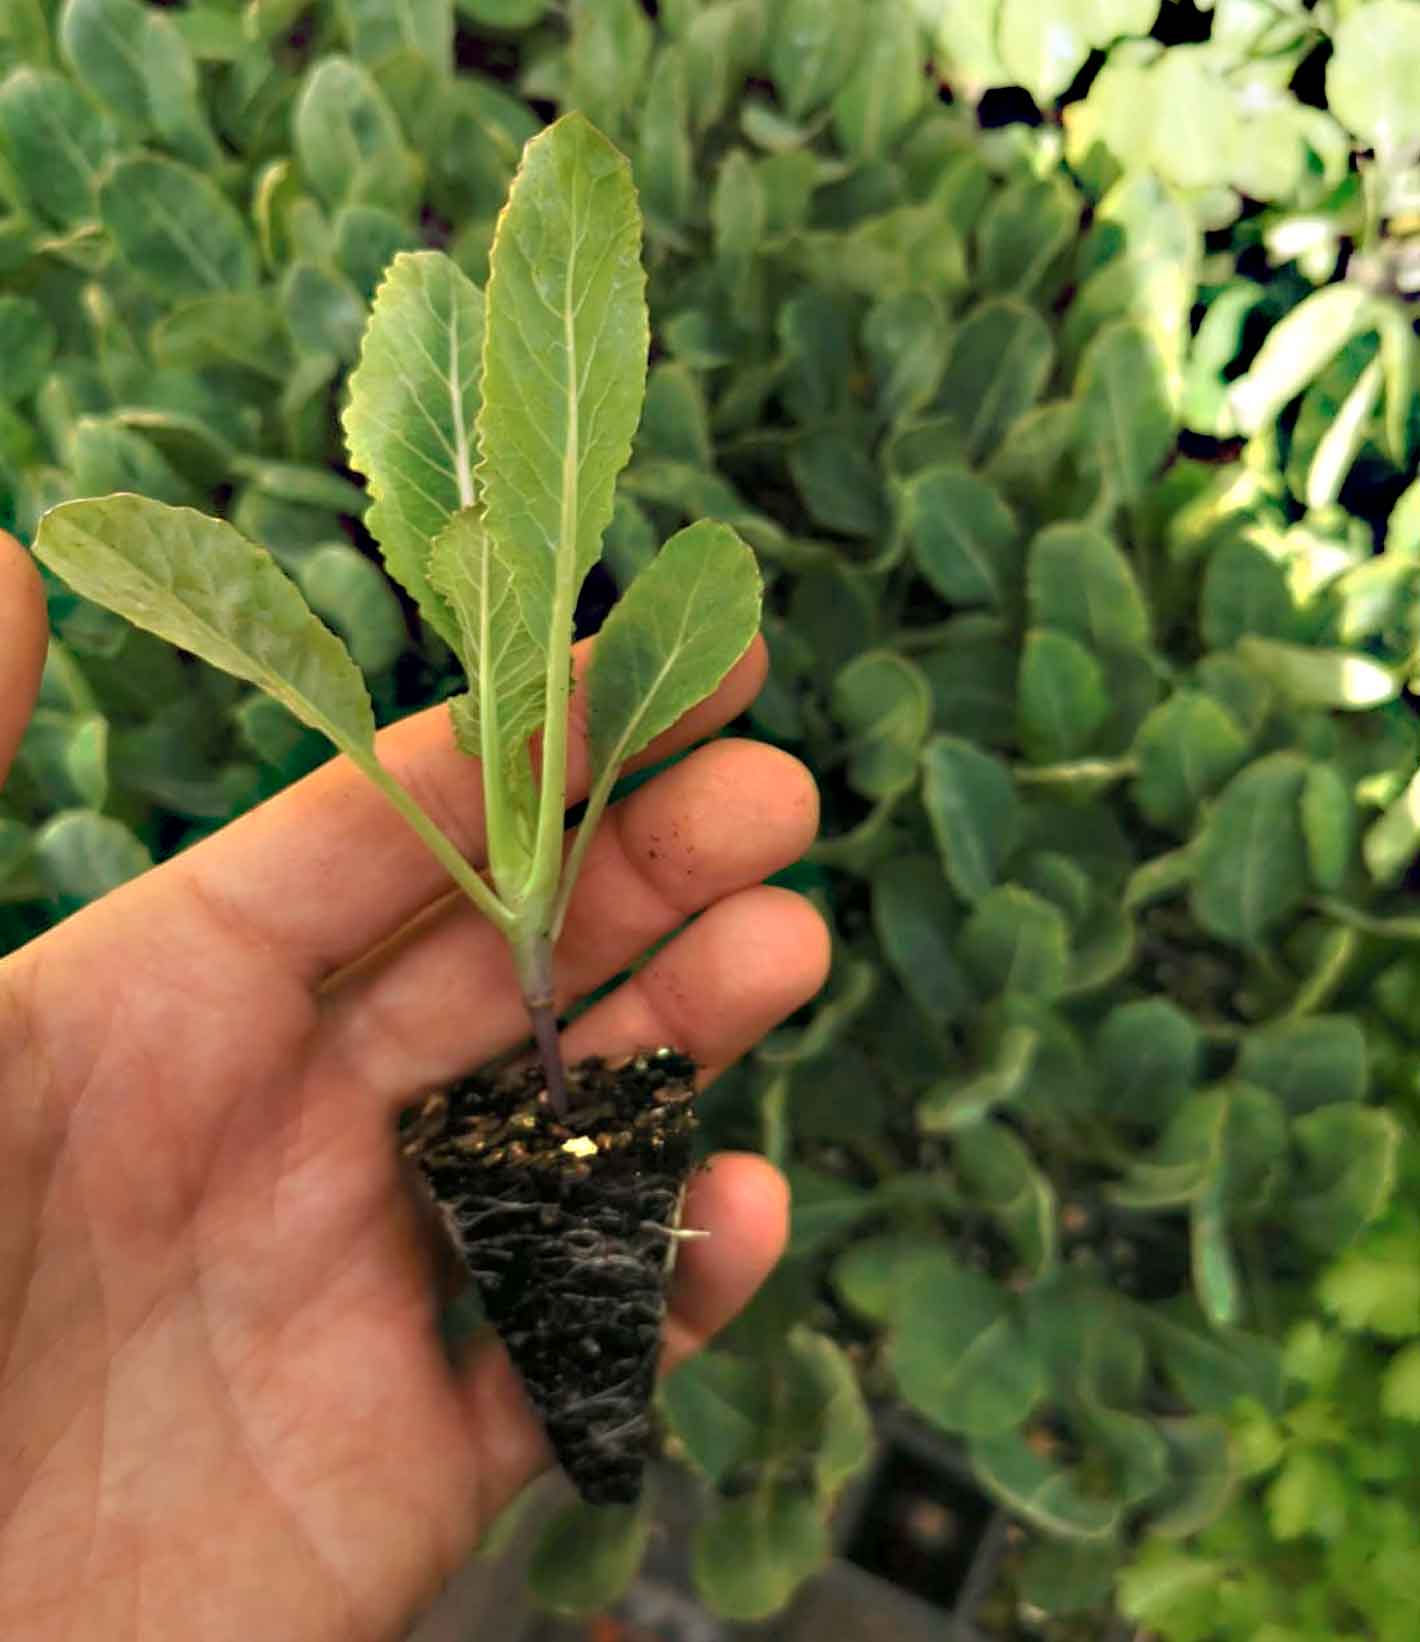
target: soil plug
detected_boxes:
[33,113,761,1505]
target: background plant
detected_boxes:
[4,0,1420,1631]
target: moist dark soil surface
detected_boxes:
[403,1048,698,1506]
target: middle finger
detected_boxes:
[312,738,818,1105]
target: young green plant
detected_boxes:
[32,113,762,1117]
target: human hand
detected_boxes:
[0,529,827,1642]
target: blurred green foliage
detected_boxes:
[4,0,1420,1629]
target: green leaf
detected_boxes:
[787,428,886,539]
[1192,752,1310,945]
[1096,998,1201,1125]
[833,1239,961,1325]
[954,1121,1057,1277]
[99,155,259,300]
[586,520,759,794]
[891,1263,1045,1436]
[905,465,1020,610]
[1200,539,1297,649]
[1327,0,1420,158]
[332,204,424,301]
[1131,691,1249,831]
[1147,1416,1236,1539]
[1017,628,1108,765]
[997,0,1092,103]
[692,1483,830,1623]
[766,0,865,120]
[151,293,286,379]
[337,0,451,66]
[33,810,152,903]
[976,174,1078,302]
[1306,355,1382,511]
[1237,1016,1367,1115]
[919,1021,1039,1133]
[872,854,975,1029]
[0,67,114,228]
[1381,1342,1420,1422]
[1239,635,1399,711]
[1288,1105,1401,1255]
[921,734,1021,903]
[428,508,542,852]
[294,55,418,214]
[830,650,931,799]
[528,1500,649,1618]
[281,261,367,363]
[1017,1541,1120,1617]
[1365,767,1420,887]
[1025,521,1149,652]
[1076,321,1174,506]
[660,1352,765,1485]
[34,496,375,754]
[1299,761,1354,892]
[567,0,652,141]
[1228,285,1377,434]
[0,0,50,73]
[297,543,407,677]
[0,294,56,402]
[344,251,484,649]
[829,1,925,160]
[477,114,647,669]
[636,45,693,225]
[968,1429,1120,1542]
[961,885,1070,1000]
[935,298,1054,466]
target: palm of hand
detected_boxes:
[0,546,824,1642]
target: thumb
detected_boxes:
[0,530,47,788]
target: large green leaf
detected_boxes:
[294,54,419,214]
[1076,321,1173,505]
[829,0,925,160]
[99,155,259,300]
[1236,1015,1367,1115]
[1017,628,1108,764]
[1288,1105,1401,1255]
[34,496,375,752]
[1131,691,1249,832]
[586,519,760,786]
[935,298,1054,465]
[1191,752,1310,945]
[1026,522,1149,652]
[1095,998,1200,1125]
[343,251,484,648]
[905,464,1021,610]
[476,113,647,663]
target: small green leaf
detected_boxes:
[1381,1342,1420,1422]
[766,0,865,120]
[905,464,1021,610]
[891,1263,1045,1436]
[660,1352,766,1485]
[1228,285,1377,434]
[528,1500,649,1618]
[587,520,761,786]
[1237,636,1399,710]
[954,1121,1057,1277]
[477,114,647,669]
[636,44,693,224]
[34,810,152,903]
[567,0,652,141]
[1192,752,1309,945]
[961,885,1070,1000]
[281,261,366,362]
[787,428,886,539]
[0,67,114,227]
[1096,998,1201,1125]
[1364,766,1420,886]
[921,734,1021,903]
[1237,1014,1366,1122]
[1327,0,1420,158]
[1026,522,1149,652]
[1288,1105,1401,1255]
[34,496,375,753]
[833,1239,961,1325]
[151,293,286,379]
[829,1,925,160]
[830,650,931,799]
[344,251,484,648]
[693,1483,830,1623]
[294,55,418,214]
[1200,538,1297,649]
[337,0,451,66]
[332,204,424,301]
[1017,628,1108,765]
[1076,321,1174,505]
[1306,355,1382,511]
[976,174,1078,301]
[919,1022,1039,1133]
[297,543,407,677]
[935,298,1055,466]
[1299,761,1354,893]
[872,854,975,1029]
[0,294,54,403]
[99,155,259,299]
[969,1429,1120,1542]
[1131,691,1249,831]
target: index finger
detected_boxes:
[162,632,768,986]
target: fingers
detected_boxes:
[314,737,819,1102]
[162,632,768,987]
[458,1153,790,1525]
[0,531,47,787]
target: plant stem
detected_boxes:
[549,766,620,942]
[514,930,570,1118]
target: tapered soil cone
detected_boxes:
[403,1048,698,1506]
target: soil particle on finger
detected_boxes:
[402,1048,698,1505]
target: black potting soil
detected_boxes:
[403,1048,698,1506]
